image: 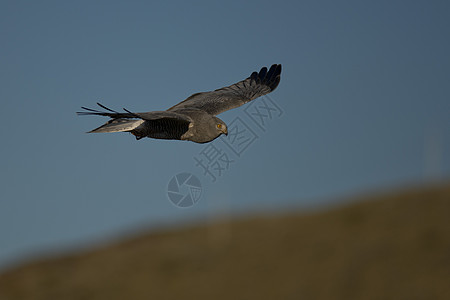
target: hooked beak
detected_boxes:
[222,127,228,136]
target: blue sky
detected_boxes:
[0,0,449,270]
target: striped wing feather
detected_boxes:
[168,64,281,116]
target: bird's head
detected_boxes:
[213,117,228,136]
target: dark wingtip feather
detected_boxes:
[97,102,119,113]
[269,75,281,90]
[274,64,282,78]
[77,106,100,115]
[76,103,136,118]
[258,67,268,81]
[122,107,141,118]
[81,106,99,112]
[254,64,282,91]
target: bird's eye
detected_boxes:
[217,124,222,129]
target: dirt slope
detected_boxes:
[1,184,449,300]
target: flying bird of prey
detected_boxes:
[77,64,282,143]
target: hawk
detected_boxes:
[78,64,281,143]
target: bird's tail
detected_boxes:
[88,119,145,133]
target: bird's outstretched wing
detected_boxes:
[77,103,192,136]
[77,103,192,122]
[168,64,281,116]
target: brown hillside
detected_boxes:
[1,184,449,300]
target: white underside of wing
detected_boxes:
[89,119,145,133]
